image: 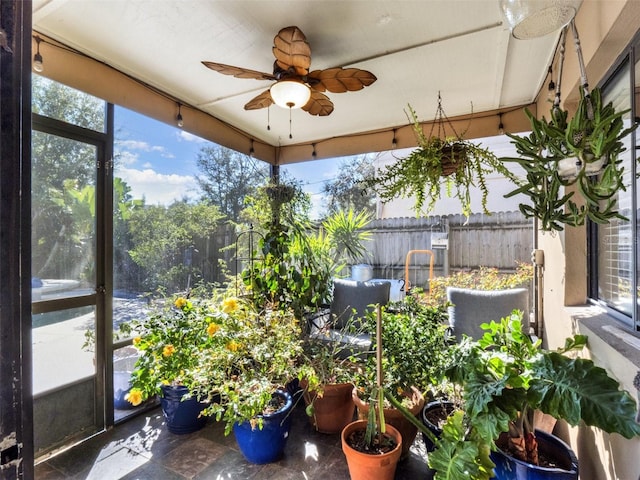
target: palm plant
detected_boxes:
[323,208,373,266]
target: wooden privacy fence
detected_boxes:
[361,211,533,290]
[193,211,533,289]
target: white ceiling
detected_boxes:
[32,0,562,149]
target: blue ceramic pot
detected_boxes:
[160,385,208,434]
[113,372,135,410]
[491,430,578,480]
[232,390,294,464]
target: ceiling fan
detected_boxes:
[202,26,377,116]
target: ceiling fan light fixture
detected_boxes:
[500,0,579,39]
[270,80,311,109]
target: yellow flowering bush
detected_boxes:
[121,289,314,431]
[121,293,227,406]
[189,297,315,434]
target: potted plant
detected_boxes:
[418,310,640,480]
[301,315,369,434]
[352,296,451,458]
[502,85,636,231]
[120,293,214,434]
[342,306,403,480]
[190,295,315,464]
[364,98,520,218]
[241,202,336,320]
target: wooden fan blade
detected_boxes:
[308,67,377,93]
[302,91,334,116]
[244,89,274,110]
[272,26,311,77]
[202,61,275,81]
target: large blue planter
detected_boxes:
[160,385,209,434]
[491,430,579,480]
[232,390,294,464]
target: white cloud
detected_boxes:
[115,167,196,205]
[177,130,206,143]
[117,150,139,166]
[116,139,174,159]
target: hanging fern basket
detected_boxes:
[439,141,468,177]
[364,94,518,217]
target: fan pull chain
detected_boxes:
[267,107,271,131]
[289,108,293,139]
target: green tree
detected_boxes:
[127,201,224,292]
[239,176,312,229]
[112,178,145,292]
[195,144,269,221]
[31,75,105,281]
[322,154,377,216]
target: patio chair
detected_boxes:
[446,287,530,341]
[308,278,391,355]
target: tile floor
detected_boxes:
[34,400,433,479]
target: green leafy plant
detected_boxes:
[502,86,636,231]
[356,296,451,400]
[241,204,373,319]
[365,103,519,218]
[345,306,398,455]
[302,315,366,388]
[424,311,640,480]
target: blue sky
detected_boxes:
[113,106,344,218]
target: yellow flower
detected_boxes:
[207,323,220,336]
[125,388,143,406]
[132,336,141,346]
[226,340,241,352]
[174,297,188,309]
[222,297,239,314]
[162,344,175,357]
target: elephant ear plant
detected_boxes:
[414,311,640,480]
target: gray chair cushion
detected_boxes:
[446,287,529,341]
[330,278,391,329]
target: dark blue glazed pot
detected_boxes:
[421,400,455,452]
[232,390,294,464]
[159,385,209,434]
[491,430,579,480]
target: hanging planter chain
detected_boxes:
[427,91,466,141]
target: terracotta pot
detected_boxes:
[302,382,355,434]
[352,386,425,458]
[341,419,402,480]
